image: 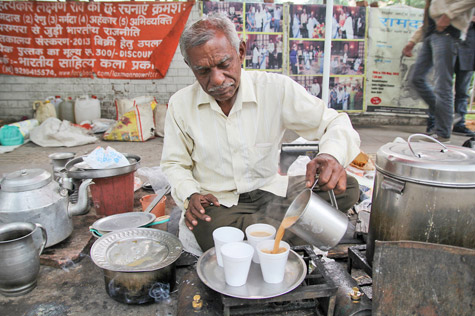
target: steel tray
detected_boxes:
[196,247,307,299]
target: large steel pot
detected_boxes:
[91,228,182,304]
[0,168,91,247]
[366,134,475,265]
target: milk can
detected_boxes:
[366,134,475,265]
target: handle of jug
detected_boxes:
[35,223,48,255]
[311,176,339,210]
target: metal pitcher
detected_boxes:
[283,180,348,251]
[0,222,47,296]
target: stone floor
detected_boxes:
[0,125,472,316]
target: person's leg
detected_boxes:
[410,37,436,133]
[191,190,274,251]
[453,59,473,134]
[430,33,458,139]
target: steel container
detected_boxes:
[284,184,349,251]
[0,222,47,296]
[90,228,182,304]
[0,169,91,247]
[366,134,475,265]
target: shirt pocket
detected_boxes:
[249,143,278,178]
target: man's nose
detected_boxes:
[209,69,225,87]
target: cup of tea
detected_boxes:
[256,239,290,284]
[220,242,254,287]
[212,226,244,267]
[245,223,276,264]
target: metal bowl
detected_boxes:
[64,153,140,179]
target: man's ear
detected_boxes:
[239,40,246,64]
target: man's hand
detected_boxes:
[436,14,451,32]
[402,41,415,57]
[184,193,220,230]
[305,153,347,194]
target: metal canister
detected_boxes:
[366,134,475,265]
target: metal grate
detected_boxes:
[221,245,338,316]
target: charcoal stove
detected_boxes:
[177,245,372,316]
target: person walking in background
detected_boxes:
[453,19,475,137]
[402,0,474,142]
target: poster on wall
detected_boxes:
[288,4,366,112]
[0,1,194,79]
[202,1,243,32]
[366,6,426,113]
[291,75,323,99]
[289,39,324,75]
[245,34,283,71]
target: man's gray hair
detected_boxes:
[180,13,240,62]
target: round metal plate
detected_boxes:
[91,212,156,233]
[65,153,140,179]
[196,247,307,299]
[90,228,182,272]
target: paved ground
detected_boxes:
[0,124,472,316]
[0,124,471,176]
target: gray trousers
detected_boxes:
[192,175,360,251]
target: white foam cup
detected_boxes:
[212,226,245,267]
[220,241,254,287]
[245,223,276,264]
[256,239,290,284]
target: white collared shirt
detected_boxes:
[161,70,361,208]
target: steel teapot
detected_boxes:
[0,168,92,247]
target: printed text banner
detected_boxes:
[0,1,194,79]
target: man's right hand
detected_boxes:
[184,193,220,230]
[402,41,415,57]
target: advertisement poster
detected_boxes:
[288,4,366,112]
[0,1,194,79]
[366,6,427,112]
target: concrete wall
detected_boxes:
[0,4,202,123]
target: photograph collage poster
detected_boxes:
[203,2,367,112]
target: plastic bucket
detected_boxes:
[0,126,24,146]
[89,171,134,216]
[140,194,166,218]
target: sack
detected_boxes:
[115,96,156,120]
[30,117,97,147]
[154,103,167,137]
[33,100,57,124]
[103,100,157,142]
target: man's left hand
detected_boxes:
[305,153,347,194]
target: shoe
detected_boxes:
[424,127,435,135]
[452,126,475,137]
[422,134,451,143]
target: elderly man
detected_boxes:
[161,14,361,253]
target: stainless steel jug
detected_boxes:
[0,222,47,296]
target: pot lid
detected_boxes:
[376,135,475,187]
[90,228,182,272]
[91,212,156,233]
[1,168,52,192]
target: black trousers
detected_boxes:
[192,175,360,251]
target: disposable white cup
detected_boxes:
[220,242,254,287]
[256,239,290,284]
[245,223,276,264]
[212,226,244,267]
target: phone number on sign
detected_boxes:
[12,67,56,76]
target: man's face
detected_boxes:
[186,32,245,103]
